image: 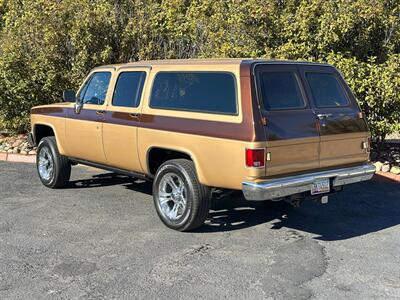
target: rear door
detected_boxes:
[103,67,149,171]
[300,65,370,168]
[254,64,320,176]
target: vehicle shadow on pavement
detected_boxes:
[68,171,155,194]
[67,173,135,189]
[197,177,400,241]
[66,172,399,241]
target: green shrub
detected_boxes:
[326,53,400,142]
[0,0,399,139]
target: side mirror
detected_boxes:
[63,89,76,102]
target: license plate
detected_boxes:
[311,178,330,195]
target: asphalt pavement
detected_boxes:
[0,161,399,299]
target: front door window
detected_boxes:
[80,72,111,105]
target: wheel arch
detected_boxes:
[146,146,205,183]
[33,122,66,154]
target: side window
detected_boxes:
[150,72,237,115]
[112,71,146,108]
[81,72,111,105]
[305,72,349,108]
[259,72,305,110]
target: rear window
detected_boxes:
[259,72,305,110]
[150,72,237,115]
[306,72,349,108]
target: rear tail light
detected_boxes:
[245,148,265,168]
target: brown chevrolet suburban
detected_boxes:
[29,59,375,231]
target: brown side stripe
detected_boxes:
[31,106,65,117]
[32,106,258,141]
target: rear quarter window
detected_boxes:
[305,72,349,108]
[149,72,237,115]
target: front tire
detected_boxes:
[153,159,210,231]
[36,137,71,188]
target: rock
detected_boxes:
[373,161,383,172]
[28,150,36,155]
[390,166,400,175]
[12,140,22,148]
[12,147,19,154]
[7,149,13,153]
[20,150,28,155]
[381,163,391,173]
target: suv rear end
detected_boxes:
[242,61,375,201]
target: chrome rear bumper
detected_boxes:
[242,163,376,201]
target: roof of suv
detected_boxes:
[98,58,332,69]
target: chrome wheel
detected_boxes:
[38,147,54,181]
[158,173,187,221]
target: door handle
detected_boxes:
[129,113,140,119]
[96,110,105,115]
[317,113,332,119]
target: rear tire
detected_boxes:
[36,137,71,188]
[153,159,210,231]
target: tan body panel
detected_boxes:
[31,114,67,155]
[138,128,265,189]
[102,123,142,171]
[266,137,320,176]
[320,132,369,168]
[32,106,264,189]
[65,114,105,163]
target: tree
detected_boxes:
[0,0,399,141]
[326,53,400,146]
